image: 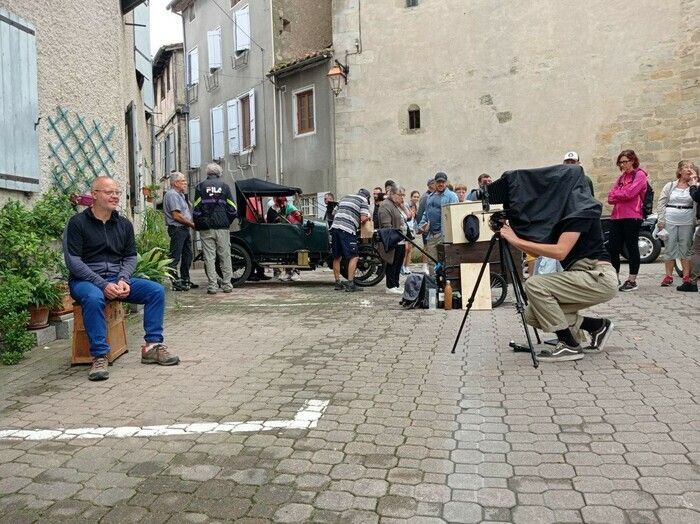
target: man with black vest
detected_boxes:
[193,163,238,294]
[64,176,179,381]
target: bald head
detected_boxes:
[91,176,117,192]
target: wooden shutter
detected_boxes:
[227,99,240,154]
[235,5,250,52]
[248,88,256,147]
[211,105,225,160]
[188,118,201,168]
[207,28,222,70]
[188,48,199,85]
[159,140,166,177]
[0,8,39,191]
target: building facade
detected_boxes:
[332,0,700,201]
[153,43,189,183]
[0,0,154,219]
[168,0,333,211]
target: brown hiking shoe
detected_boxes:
[88,357,109,381]
[141,344,180,366]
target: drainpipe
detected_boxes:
[269,0,280,183]
[278,84,285,185]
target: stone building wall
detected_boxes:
[0,0,152,218]
[331,0,699,202]
[273,0,332,64]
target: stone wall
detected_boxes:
[273,0,332,64]
[0,0,152,221]
[331,0,700,202]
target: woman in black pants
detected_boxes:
[378,185,408,294]
[607,150,649,291]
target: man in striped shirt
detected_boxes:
[330,188,371,292]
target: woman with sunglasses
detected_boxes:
[607,150,649,291]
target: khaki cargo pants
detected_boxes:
[524,259,618,344]
[201,228,233,291]
[426,233,443,277]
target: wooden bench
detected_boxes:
[71,301,128,365]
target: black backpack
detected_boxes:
[642,182,654,218]
[400,273,437,309]
[633,172,654,218]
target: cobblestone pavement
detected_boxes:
[0,263,698,523]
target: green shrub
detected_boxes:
[29,188,75,241]
[137,207,169,254]
[134,248,175,284]
[0,275,34,365]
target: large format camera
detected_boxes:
[469,164,601,243]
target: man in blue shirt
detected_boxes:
[417,172,458,275]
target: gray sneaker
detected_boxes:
[334,280,347,291]
[207,288,217,295]
[537,342,584,362]
[88,357,109,381]
[141,344,180,366]
[222,285,233,293]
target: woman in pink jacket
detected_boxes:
[607,150,648,292]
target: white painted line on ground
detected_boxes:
[0,399,329,442]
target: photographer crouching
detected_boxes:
[491,166,618,362]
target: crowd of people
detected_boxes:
[64,152,698,380]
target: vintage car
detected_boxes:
[222,178,385,287]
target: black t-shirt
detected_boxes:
[558,218,610,270]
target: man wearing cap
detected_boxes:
[417,172,459,276]
[564,151,595,196]
[416,177,436,274]
[330,188,371,292]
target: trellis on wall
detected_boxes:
[47,106,116,193]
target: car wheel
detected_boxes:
[490,273,507,308]
[344,246,385,287]
[638,231,661,264]
[215,244,252,287]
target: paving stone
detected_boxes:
[442,501,482,523]
[274,503,314,522]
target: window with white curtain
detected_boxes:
[210,105,225,160]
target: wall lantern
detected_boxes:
[327,60,349,97]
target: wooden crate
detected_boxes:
[71,302,128,365]
[442,201,504,244]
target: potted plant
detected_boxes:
[50,261,74,317]
[142,183,161,203]
[27,275,63,330]
[134,247,176,284]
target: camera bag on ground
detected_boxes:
[400,273,437,309]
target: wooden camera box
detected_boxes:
[442,201,504,244]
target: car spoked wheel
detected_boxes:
[216,244,253,287]
[490,273,507,308]
[343,247,385,287]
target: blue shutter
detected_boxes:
[0,8,39,192]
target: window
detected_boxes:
[187,47,199,85]
[240,95,251,150]
[0,9,39,191]
[188,5,196,22]
[227,89,256,154]
[293,87,315,137]
[158,140,165,178]
[188,117,201,168]
[234,4,251,54]
[408,105,421,130]
[406,0,419,7]
[166,63,171,91]
[211,105,225,160]
[159,74,166,101]
[300,194,317,217]
[167,131,176,173]
[207,28,222,70]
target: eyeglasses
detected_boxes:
[94,190,122,196]
[618,159,632,165]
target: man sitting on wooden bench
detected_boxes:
[64,176,180,381]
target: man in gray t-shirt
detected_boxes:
[163,172,197,291]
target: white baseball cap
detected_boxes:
[564,151,580,162]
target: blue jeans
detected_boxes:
[69,277,165,357]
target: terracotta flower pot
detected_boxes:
[27,305,50,330]
[50,293,74,318]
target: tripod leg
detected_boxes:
[501,238,539,368]
[451,234,499,354]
